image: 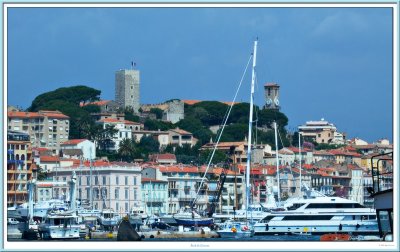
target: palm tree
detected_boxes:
[118,138,136,162]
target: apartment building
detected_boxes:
[8,110,70,153]
[298,119,341,144]
[7,131,33,207]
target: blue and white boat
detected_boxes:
[173,206,213,226]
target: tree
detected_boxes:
[199,149,228,165]
[36,165,48,180]
[189,101,229,126]
[175,117,213,145]
[258,109,288,130]
[150,108,164,120]
[220,124,248,142]
[137,136,160,156]
[124,107,140,122]
[118,138,136,162]
[96,125,118,151]
[28,85,101,111]
[144,119,174,131]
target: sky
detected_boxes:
[6,6,394,143]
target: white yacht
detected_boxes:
[16,199,67,220]
[97,208,120,229]
[38,209,80,239]
[253,196,378,235]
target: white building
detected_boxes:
[49,161,142,214]
[60,139,96,160]
[298,119,341,144]
[96,118,142,151]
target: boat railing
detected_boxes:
[369,152,393,195]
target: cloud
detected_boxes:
[312,11,368,37]
[239,13,278,31]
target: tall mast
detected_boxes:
[299,132,302,197]
[245,39,258,214]
[274,121,281,205]
[89,158,93,210]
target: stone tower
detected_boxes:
[264,82,280,110]
[115,69,140,113]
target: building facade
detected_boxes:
[264,82,280,110]
[7,131,33,207]
[115,69,140,113]
[298,119,339,144]
[49,162,142,215]
[60,139,96,160]
[7,110,70,152]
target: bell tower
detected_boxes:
[264,82,280,110]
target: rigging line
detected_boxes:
[192,54,253,206]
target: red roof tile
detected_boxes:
[40,156,60,162]
[61,139,88,145]
[8,110,69,119]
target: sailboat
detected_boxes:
[216,39,259,238]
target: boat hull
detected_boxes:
[39,225,81,239]
[174,218,213,226]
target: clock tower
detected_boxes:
[264,82,280,110]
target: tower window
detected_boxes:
[268,88,271,96]
[131,95,133,98]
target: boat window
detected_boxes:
[260,215,274,223]
[305,203,366,209]
[287,203,305,210]
[282,215,334,221]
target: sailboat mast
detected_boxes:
[245,39,258,212]
[299,132,302,197]
[274,121,281,205]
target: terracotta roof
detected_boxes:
[201,141,245,149]
[80,100,112,107]
[8,110,69,119]
[169,128,192,135]
[158,166,199,173]
[40,156,60,162]
[98,118,124,123]
[61,139,88,145]
[313,150,334,156]
[150,153,177,161]
[182,100,239,106]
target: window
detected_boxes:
[125,188,129,199]
[115,188,119,199]
[103,176,107,185]
[116,202,119,212]
[116,176,119,185]
[125,176,128,185]
[133,189,137,200]
[133,177,137,186]
[125,202,129,212]
[95,176,99,185]
[86,176,90,185]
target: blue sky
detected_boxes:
[7,7,393,143]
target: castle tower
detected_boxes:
[115,69,140,113]
[264,82,280,110]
